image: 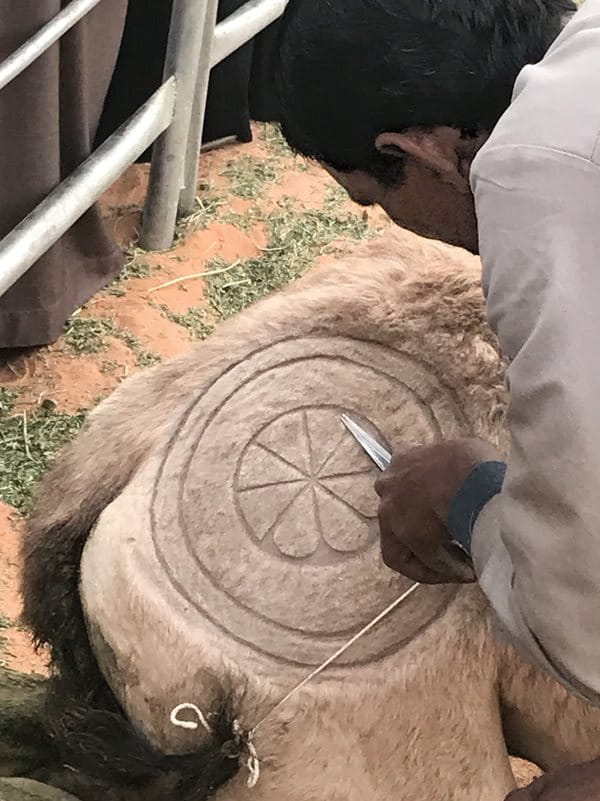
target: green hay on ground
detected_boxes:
[114,329,162,367]
[104,246,156,297]
[0,402,86,513]
[159,304,215,341]
[220,205,264,232]
[63,317,115,355]
[261,122,294,156]
[222,155,280,200]
[174,189,226,244]
[204,199,372,319]
[116,256,152,281]
[63,316,160,367]
[0,389,18,417]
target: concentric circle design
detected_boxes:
[150,336,467,667]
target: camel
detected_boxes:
[17,228,600,801]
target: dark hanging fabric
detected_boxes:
[0,0,127,349]
[96,0,283,160]
[0,0,283,349]
[249,18,283,123]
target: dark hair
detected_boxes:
[274,0,575,180]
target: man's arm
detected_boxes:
[470,148,600,703]
[464,0,600,703]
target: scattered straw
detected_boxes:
[148,257,239,293]
[174,191,226,244]
[0,395,86,512]
[21,412,32,461]
[222,155,280,200]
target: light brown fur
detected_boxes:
[22,229,600,800]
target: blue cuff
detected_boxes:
[448,461,507,554]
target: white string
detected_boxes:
[251,581,420,732]
[233,720,260,788]
[170,702,213,733]
[171,705,261,788]
[170,581,420,788]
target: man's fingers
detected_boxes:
[439,543,476,582]
[379,508,450,584]
[382,543,449,584]
[373,443,417,497]
[374,473,394,498]
[379,505,475,583]
[416,533,476,583]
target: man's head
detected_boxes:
[274,0,575,252]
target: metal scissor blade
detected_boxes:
[341,414,470,561]
[340,413,392,471]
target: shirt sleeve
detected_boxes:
[459,0,600,703]
[464,26,600,700]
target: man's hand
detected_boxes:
[375,438,502,584]
[506,759,600,800]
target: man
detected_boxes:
[274,0,600,798]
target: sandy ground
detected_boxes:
[0,122,541,788]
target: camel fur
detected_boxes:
[19,228,600,801]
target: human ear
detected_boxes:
[375,128,471,193]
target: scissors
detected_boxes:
[340,412,470,557]
[340,412,391,471]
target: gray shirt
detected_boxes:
[470,0,600,703]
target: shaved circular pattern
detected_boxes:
[150,336,467,666]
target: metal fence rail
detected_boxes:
[0,0,104,91]
[211,0,287,67]
[177,0,287,217]
[0,0,287,299]
[175,0,220,221]
[0,81,175,298]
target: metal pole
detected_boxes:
[210,0,288,68]
[0,0,103,91]
[0,80,175,299]
[178,0,219,215]
[140,0,212,251]
[201,135,237,153]
[179,0,288,215]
